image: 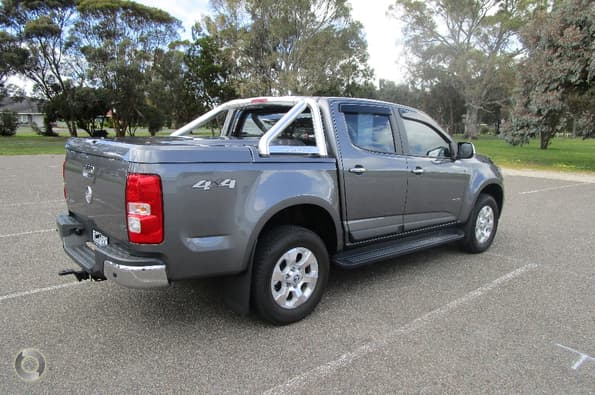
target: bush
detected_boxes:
[0,112,18,136]
[479,124,492,135]
[143,106,164,136]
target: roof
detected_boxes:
[0,97,44,114]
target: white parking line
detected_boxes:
[0,282,84,303]
[0,229,55,239]
[3,199,64,207]
[519,183,589,195]
[263,263,540,395]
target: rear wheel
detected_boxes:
[461,194,499,253]
[252,225,329,325]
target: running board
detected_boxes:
[333,229,465,269]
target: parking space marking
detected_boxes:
[0,229,55,239]
[0,282,84,303]
[3,199,64,207]
[556,344,595,370]
[263,263,540,395]
[519,183,589,195]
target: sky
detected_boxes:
[136,0,407,85]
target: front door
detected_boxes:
[399,114,469,231]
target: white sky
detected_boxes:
[137,0,407,85]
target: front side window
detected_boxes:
[402,118,451,158]
[344,112,395,153]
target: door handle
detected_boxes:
[349,166,367,174]
[411,167,424,175]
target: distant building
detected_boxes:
[0,97,45,127]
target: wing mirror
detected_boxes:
[457,142,475,159]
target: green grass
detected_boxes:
[0,134,70,155]
[0,126,175,155]
[469,135,595,173]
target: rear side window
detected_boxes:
[344,112,395,154]
[402,119,451,158]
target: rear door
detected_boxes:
[398,110,469,231]
[335,102,409,242]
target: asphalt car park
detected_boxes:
[1,154,593,393]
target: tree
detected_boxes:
[375,79,421,107]
[74,0,181,136]
[422,82,466,135]
[185,30,238,113]
[199,0,373,96]
[148,43,204,129]
[0,0,80,136]
[0,31,29,99]
[0,111,18,136]
[506,0,594,148]
[390,0,536,138]
[46,87,111,136]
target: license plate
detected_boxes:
[92,230,109,247]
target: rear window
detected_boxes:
[234,108,316,146]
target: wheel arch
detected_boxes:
[223,199,341,315]
[257,203,339,256]
[479,183,504,218]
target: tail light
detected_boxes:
[62,160,67,200]
[125,173,163,244]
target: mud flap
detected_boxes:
[222,244,256,316]
[222,269,252,315]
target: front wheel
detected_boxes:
[252,225,329,325]
[461,194,499,253]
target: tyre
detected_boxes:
[461,194,499,253]
[252,225,329,325]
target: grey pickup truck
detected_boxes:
[57,96,503,324]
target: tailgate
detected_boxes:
[64,142,130,243]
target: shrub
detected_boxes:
[0,112,18,136]
[479,124,492,135]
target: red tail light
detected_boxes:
[63,160,67,200]
[125,173,163,244]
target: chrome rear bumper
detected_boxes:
[103,261,169,288]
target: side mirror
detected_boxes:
[457,142,475,159]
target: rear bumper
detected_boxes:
[56,213,169,288]
[103,261,168,288]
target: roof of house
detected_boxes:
[0,97,44,114]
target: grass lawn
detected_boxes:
[0,126,174,155]
[0,134,70,155]
[469,135,595,173]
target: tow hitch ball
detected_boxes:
[58,269,105,282]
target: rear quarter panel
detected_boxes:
[133,157,340,280]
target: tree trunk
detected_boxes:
[463,106,480,139]
[540,132,550,149]
[66,120,78,137]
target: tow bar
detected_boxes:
[58,269,105,282]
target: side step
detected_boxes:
[333,229,465,269]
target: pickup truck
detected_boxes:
[57,96,504,324]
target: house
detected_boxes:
[0,97,45,127]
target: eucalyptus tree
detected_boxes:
[74,0,181,136]
[391,0,538,138]
[196,0,373,97]
[0,31,28,98]
[0,0,80,135]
